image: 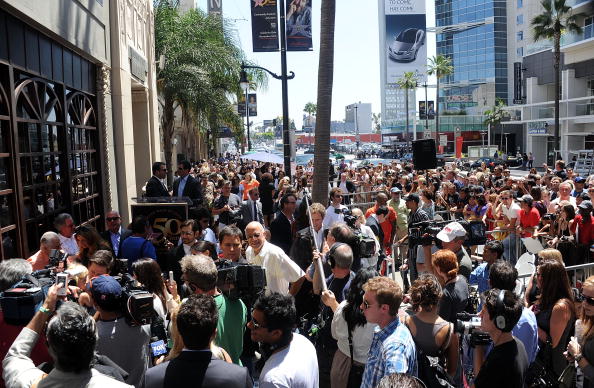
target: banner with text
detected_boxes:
[207,0,222,16]
[286,0,313,51]
[251,0,279,52]
[385,0,426,83]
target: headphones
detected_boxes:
[494,289,509,331]
[327,242,347,269]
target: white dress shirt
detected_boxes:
[245,241,304,295]
[59,234,79,255]
[323,204,348,230]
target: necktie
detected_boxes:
[253,202,258,222]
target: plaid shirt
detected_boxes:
[361,317,417,388]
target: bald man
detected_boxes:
[244,222,304,295]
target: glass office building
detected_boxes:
[435,0,508,116]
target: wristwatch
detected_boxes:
[575,353,584,363]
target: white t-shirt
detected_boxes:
[259,333,319,388]
[59,234,79,255]
[550,196,577,210]
[245,241,304,295]
[502,202,521,221]
[323,204,348,230]
[331,301,377,364]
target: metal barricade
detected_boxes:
[518,262,594,289]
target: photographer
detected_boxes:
[181,254,247,365]
[27,232,61,271]
[89,275,151,388]
[395,193,429,287]
[212,180,242,231]
[473,289,528,388]
[352,208,381,269]
[3,283,132,387]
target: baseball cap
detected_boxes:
[436,221,467,242]
[518,194,534,203]
[88,275,122,310]
[575,176,586,183]
[391,187,402,193]
[404,193,420,203]
[579,200,593,212]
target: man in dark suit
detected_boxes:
[240,188,263,230]
[366,205,388,251]
[145,162,170,197]
[335,172,356,205]
[143,294,252,388]
[270,193,297,255]
[166,219,200,286]
[100,210,132,258]
[172,160,202,207]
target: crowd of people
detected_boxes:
[1,154,594,388]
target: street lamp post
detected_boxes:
[354,104,359,155]
[239,70,251,151]
[240,60,295,176]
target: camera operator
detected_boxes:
[0,259,52,388]
[435,221,473,280]
[180,254,247,365]
[323,188,348,230]
[307,223,358,284]
[26,231,61,271]
[212,180,242,232]
[3,284,132,387]
[473,289,528,388]
[245,221,303,296]
[395,193,429,288]
[352,208,381,269]
[89,275,151,388]
[366,205,388,252]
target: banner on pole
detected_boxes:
[286,0,313,51]
[250,0,279,52]
[248,93,257,117]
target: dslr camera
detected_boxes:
[454,312,491,347]
[113,273,154,326]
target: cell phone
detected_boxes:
[169,271,174,282]
[56,273,69,296]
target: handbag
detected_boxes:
[557,362,576,388]
[525,337,558,388]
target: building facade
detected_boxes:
[345,102,372,134]
[0,0,160,259]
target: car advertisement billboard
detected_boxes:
[385,0,426,84]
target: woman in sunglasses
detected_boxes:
[531,259,576,380]
[566,275,594,388]
[74,225,111,267]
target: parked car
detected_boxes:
[388,28,425,62]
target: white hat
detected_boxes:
[436,221,467,242]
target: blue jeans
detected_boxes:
[503,233,517,265]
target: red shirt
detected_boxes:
[365,205,397,250]
[571,214,594,245]
[519,207,540,238]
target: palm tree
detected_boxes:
[372,112,381,134]
[397,71,418,148]
[484,98,510,157]
[155,1,265,184]
[427,55,453,145]
[303,102,317,146]
[531,0,582,153]
[312,0,336,204]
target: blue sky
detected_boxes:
[196,0,437,129]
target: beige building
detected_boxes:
[0,0,160,258]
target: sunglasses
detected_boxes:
[106,217,120,222]
[581,293,594,306]
[362,299,376,310]
[250,311,267,329]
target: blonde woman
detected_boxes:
[566,276,594,388]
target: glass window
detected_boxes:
[517,0,523,7]
[517,47,524,57]
[517,14,523,25]
[517,31,523,41]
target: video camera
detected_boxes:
[454,312,491,347]
[0,270,54,325]
[216,260,267,303]
[113,273,154,326]
[409,220,444,247]
[340,208,378,258]
[48,249,68,268]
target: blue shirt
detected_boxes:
[469,263,490,295]
[361,318,417,388]
[177,175,188,197]
[109,228,122,257]
[119,236,157,273]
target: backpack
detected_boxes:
[415,322,455,388]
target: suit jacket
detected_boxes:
[172,175,202,206]
[240,199,263,228]
[166,244,186,287]
[366,215,384,249]
[145,176,170,197]
[270,211,294,255]
[100,229,132,259]
[143,350,252,388]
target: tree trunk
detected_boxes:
[405,88,409,148]
[162,96,175,186]
[435,77,440,148]
[554,34,561,155]
[312,0,336,204]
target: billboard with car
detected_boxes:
[385,0,426,83]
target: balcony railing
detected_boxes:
[562,25,594,46]
[576,103,594,116]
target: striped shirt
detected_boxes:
[361,318,417,388]
[407,208,429,261]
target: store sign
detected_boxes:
[527,121,549,134]
[128,46,147,82]
[513,62,523,104]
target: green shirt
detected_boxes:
[388,198,409,229]
[214,293,247,365]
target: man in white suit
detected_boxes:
[240,188,263,231]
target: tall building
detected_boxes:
[503,0,594,163]
[345,102,372,134]
[0,0,160,258]
[433,0,507,151]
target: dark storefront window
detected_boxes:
[0,9,102,258]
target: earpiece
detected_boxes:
[327,242,347,269]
